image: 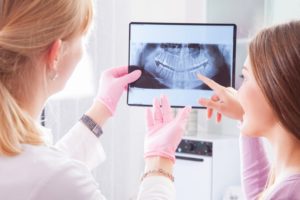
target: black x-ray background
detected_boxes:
[129,43,231,90]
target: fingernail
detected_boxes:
[199,98,205,105]
[197,73,203,79]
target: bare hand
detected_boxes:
[197,74,244,122]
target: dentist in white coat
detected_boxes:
[0,0,191,199]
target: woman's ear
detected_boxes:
[46,39,62,71]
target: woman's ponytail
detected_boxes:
[0,80,43,156]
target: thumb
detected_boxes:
[120,70,141,84]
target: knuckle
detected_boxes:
[206,100,213,107]
[218,104,227,112]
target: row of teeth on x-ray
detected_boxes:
[154,50,209,82]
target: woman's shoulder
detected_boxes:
[25,145,103,199]
[23,144,83,167]
[0,145,97,199]
[0,144,88,180]
[268,174,300,200]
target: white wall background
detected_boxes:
[266,0,300,25]
[44,0,300,199]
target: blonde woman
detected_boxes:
[198,20,300,199]
[0,0,191,199]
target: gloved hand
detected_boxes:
[96,66,141,115]
[144,95,191,163]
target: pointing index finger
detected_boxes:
[197,73,225,95]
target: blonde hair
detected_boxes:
[0,0,93,156]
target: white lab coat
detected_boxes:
[0,122,175,200]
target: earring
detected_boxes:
[47,59,59,81]
[49,70,59,81]
[50,73,58,81]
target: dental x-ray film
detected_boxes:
[127,22,236,108]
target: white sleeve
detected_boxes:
[137,176,176,200]
[30,160,107,200]
[55,122,106,170]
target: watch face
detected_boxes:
[92,125,103,137]
[81,115,103,137]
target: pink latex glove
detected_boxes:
[144,96,192,162]
[96,66,141,115]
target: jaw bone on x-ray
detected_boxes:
[130,43,231,90]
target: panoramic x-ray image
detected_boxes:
[130,43,231,90]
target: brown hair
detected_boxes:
[249,20,300,140]
[249,20,300,198]
[0,0,93,156]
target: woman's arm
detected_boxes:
[138,157,176,200]
[240,135,270,200]
[56,66,141,170]
[196,74,271,199]
[55,101,110,170]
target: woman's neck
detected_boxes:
[20,62,49,121]
[18,86,47,122]
[21,99,45,121]
[266,125,300,183]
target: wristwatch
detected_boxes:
[80,114,103,138]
